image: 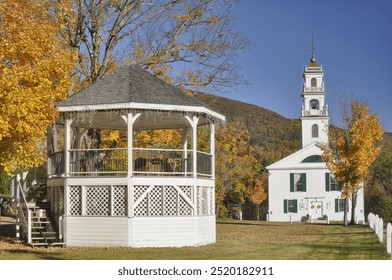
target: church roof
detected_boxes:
[57,64,204,108]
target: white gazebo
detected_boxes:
[43,65,225,247]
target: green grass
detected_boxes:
[0,220,389,260]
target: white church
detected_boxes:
[266,52,364,223]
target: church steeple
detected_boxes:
[300,48,329,148]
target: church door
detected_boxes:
[310,201,323,219]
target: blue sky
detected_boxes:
[223,0,392,132]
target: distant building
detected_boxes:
[266,52,364,222]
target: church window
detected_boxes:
[311,77,317,87]
[325,173,340,191]
[290,173,306,192]
[302,155,323,163]
[284,199,298,213]
[312,124,319,138]
[310,99,319,109]
[335,199,348,212]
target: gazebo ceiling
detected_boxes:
[66,110,210,130]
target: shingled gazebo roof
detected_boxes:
[58,65,205,107]
[57,64,224,130]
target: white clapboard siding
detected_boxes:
[65,216,128,246]
[129,216,215,247]
[197,216,216,244]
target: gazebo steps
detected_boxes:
[27,203,62,247]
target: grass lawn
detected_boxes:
[0,220,390,260]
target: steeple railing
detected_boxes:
[302,109,328,117]
[303,86,324,93]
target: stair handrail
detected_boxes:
[15,174,32,244]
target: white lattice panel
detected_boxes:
[209,187,213,215]
[163,186,177,216]
[202,187,208,215]
[149,186,163,216]
[179,186,192,200]
[196,187,201,215]
[134,196,148,216]
[86,186,110,216]
[69,186,82,216]
[113,185,127,216]
[134,185,149,201]
[179,196,192,216]
[132,185,195,217]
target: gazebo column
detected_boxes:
[122,112,141,218]
[74,127,81,174]
[185,116,199,178]
[182,128,189,176]
[210,121,215,180]
[64,118,74,177]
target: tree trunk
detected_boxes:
[343,198,348,226]
[256,204,260,221]
[350,191,358,225]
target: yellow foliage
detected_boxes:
[0,0,76,174]
[215,122,262,205]
[135,130,182,149]
[322,102,384,198]
[248,174,268,206]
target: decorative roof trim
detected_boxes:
[57,102,226,121]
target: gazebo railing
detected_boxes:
[69,148,128,176]
[49,148,213,177]
[133,148,193,176]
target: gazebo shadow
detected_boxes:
[0,221,16,238]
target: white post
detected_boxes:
[59,216,63,241]
[15,175,20,242]
[192,116,199,178]
[27,209,32,244]
[64,119,73,177]
[379,218,383,243]
[75,127,81,174]
[386,223,391,255]
[210,122,215,179]
[182,128,189,176]
[185,116,199,178]
[122,112,141,218]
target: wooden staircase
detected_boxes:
[30,202,65,247]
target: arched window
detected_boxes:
[312,124,319,138]
[311,77,317,87]
[309,99,319,110]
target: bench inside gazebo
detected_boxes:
[18,65,225,247]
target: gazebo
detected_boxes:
[44,65,225,247]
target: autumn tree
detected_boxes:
[62,0,248,91]
[0,0,76,174]
[247,173,267,221]
[215,122,262,216]
[322,101,384,225]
